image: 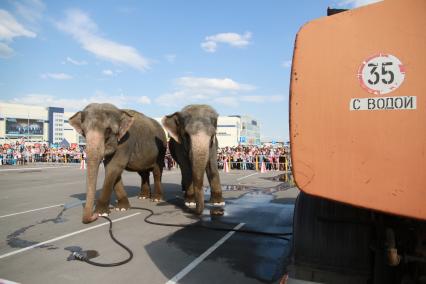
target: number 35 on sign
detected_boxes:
[357,53,405,95]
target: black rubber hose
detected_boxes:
[79,216,133,267]
[134,206,292,240]
[76,205,292,267]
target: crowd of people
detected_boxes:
[0,142,83,165]
[217,145,291,171]
[1,142,291,172]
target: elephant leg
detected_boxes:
[180,169,196,207]
[114,176,130,211]
[206,156,225,206]
[169,138,195,208]
[152,165,163,202]
[138,171,151,199]
[184,182,196,208]
[175,161,195,207]
[95,165,123,216]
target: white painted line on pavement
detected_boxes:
[236,172,258,181]
[0,278,20,284]
[0,204,64,219]
[0,166,75,172]
[166,222,245,284]
[0,212,141,260]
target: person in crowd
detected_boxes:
[0,142,291,171]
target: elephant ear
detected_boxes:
[118,110,135,140]
[161,112,181,143]
[69,111,83,135]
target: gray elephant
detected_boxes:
[69,103,167,223]
[162,104,225,215]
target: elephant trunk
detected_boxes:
[82,131,105,224]
[190,132,211,215]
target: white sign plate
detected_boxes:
[358,53,405,95]
[350,96,416,111]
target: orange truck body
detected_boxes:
[290,0,426,220]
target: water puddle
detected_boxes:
[203,174,293,194]
[7,205,69,250]
[263,173,295,184]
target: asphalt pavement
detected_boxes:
[0,164,298,284]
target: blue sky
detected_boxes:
[0,0,380,141]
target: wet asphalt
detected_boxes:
[0,164,299,284]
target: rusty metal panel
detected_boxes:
[290,0,426,220]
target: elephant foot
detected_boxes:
[114,198,130,211]
[151,193,163,203]
[210,196,225,207]
[114,208,128,212]
[210,207,225,216]
[82,212,99,224]
[95,202,111,216]
[185,201,197,208]
[138,192,150,200]
[184,193,196,208]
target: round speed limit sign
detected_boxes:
[358,53,405,95]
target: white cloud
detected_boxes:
[337,0,382,8]
[102,69,114,76]
[41,73,73,80]
[101,69,122,76]
[13,0,45,24]
[201,32,252,53]
[155,75,286,108]
[282,60,292,68]
[201,41,217,53]
[164,54,176,63]
[213,97,239,107]
[4,91,152,111]
[6,92,143,111]
[0,9,36,57]
[0,9,36,41]
[137,96,151,105]
[66,57,87,66]
[156,76,258,107]
[176,77,255,92]
[155,91,186,107]
[56,9,150,71]
[0,42,14,58]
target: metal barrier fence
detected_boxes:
[0,153,83,165]
[218,155,292,172]
[1,154,293,174]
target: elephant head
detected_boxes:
[69,103,134,223]
[162,104,219,214]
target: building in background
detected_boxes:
[216,115,260,147]
[0,103,65,146]
[0,103,261,148]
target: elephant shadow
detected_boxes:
[144,209,293,283]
